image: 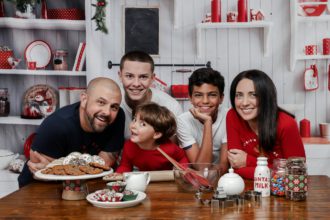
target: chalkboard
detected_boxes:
[125,7,159,55]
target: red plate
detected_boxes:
[21,84,58,119]
[301,0,327,16]
[24,40,52,69]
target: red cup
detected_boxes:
[305,45,317,55]
[27,61,36,70]
[211,0,221,22]
[323,38,330,55]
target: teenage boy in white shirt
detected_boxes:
[176,68,228,172]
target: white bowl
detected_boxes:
[0,150,17,169]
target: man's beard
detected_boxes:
[86,111,110,133]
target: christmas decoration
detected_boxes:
[91,0,108,34]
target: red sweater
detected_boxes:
[226,108,306,179]
[116,140,189,173]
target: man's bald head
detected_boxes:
[86,77,121,96]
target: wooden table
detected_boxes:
[0,176,329,219]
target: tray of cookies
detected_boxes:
[34,152,113,181]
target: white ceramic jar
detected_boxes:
[217,168,245,195]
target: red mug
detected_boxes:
[305,45,317,55]
[27,61,36,70]
[323,38,330,55]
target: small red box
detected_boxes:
[47,8,85,20]
[0,50,13,69]
[171,85,189,98]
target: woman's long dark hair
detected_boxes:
[229,69,279,152]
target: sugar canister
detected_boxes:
[0,88,10,116]
[53,49,68,70]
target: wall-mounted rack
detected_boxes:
[108,61,211,69]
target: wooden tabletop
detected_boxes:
[0,176,329,219]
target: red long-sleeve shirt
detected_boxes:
[116,139,189,173]
[226,108,306,179]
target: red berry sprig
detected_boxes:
[91,0,108,34]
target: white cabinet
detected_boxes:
[304,143,330,177]
[290,0,330,71]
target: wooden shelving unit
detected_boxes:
[0,17,85,30]
[290,0,330,71]
[0,116,43,125]
[196,21,273,58]
[0,69,86,76]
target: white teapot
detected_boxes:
[124,172,150,192]
[217,168,245,195]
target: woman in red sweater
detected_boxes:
[226,69,306,179]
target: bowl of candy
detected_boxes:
[107,181,127,193]
[173,163,222,192]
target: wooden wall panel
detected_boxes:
[2,0,330,153]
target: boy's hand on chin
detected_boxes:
[189,107,212,124]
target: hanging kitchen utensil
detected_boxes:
[328,63,330,91]
[171,69,192,73]
[304,64,319,91]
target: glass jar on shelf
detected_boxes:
[53,49,68,71]
[0,88,10,117]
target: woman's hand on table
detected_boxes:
[228,149,247,168]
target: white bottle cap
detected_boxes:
[257,157,268,165]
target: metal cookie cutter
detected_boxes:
[243,190,262,207]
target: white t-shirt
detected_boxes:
[176,106,228,164]
[121,88,183,139]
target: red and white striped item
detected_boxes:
[47,8,85,20]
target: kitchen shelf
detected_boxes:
[296,54,330,60]
[290,0,330,71]
[0,17,85,31]
[297,15,330,22]
[0,116,43,125]
[0,69,86,76]
[196,21,273,58]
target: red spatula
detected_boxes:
[157,147,212,190]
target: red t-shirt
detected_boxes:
[226,108,306,179]
[116,139,189,173]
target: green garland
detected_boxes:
[91,0,108,34]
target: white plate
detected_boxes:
[34,168,113,181]
[86,190,146,208]
[24,40,52,69]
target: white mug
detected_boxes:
[124,172,150,192]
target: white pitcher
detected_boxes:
[124,172,150,192]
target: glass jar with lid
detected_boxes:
[284,157,308,201]
[0,88,10,116]
[270,158,286,196]
[53,49,68,70]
